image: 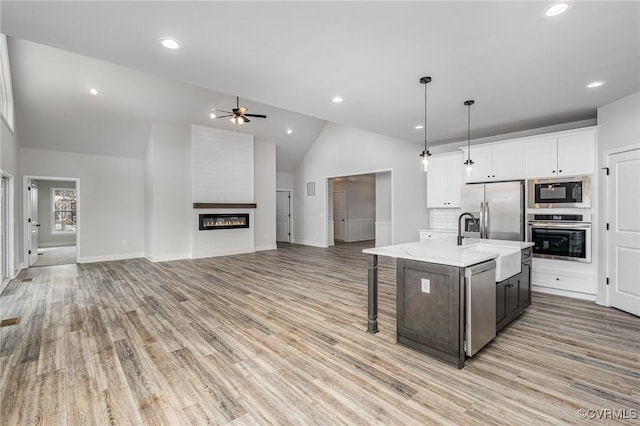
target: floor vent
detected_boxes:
[0,317,20,327]
[20,278,33,282]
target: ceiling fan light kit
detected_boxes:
[211,96,267,126]
[419,76,432,172]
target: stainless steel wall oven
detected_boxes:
[527,214,591,263]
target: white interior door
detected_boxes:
[333,190,346,241]
[276,190,291,243]
[29,180,39,266]
[607,147,640,316]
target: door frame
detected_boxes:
[276,188,293,243]
[0,169,15,291]
[325,168,393,248]
[602,143,640,307]
[23,175,81,267]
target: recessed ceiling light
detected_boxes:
[586,81,605,88]
[89,88,98,95]
[159,37,182,50]
[332,96,343,103]
[545,3,569,17]
[286,128,293,135]
[415,125,424,130]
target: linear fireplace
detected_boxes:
[199,213,250,230]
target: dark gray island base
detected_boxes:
[365,246,533,368]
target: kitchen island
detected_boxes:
[364,238,534,368]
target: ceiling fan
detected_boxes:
[211,96,267,125]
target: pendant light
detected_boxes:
[463,100,475,177]
[419,76,432,172]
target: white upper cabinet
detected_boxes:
[461,141,524,183]
[556,132,596,176]
[524,137,558,178]
[525,131,596,178]
[427,152,464,208]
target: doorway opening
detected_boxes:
[276,190,292,243]
[24,176,80,267]
[328,171,391,248]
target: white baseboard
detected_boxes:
[191,247,255,259]
[38,242,76,248]
[533,285,597,301]
[345,235,375,242]
[145,253,191,263]
[293,239,327,248]
[78,252,144,264]
[255,244,277,252]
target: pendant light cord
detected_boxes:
[424,81,428,153]
[467,102,471,161]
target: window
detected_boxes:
[52,188,76,233]
[0,34,15,133]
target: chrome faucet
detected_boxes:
[458,212,477,246]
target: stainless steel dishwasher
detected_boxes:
[465,260,497,356]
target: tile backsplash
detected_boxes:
[429,208,460,231]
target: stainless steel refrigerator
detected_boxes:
[460,181,525,241]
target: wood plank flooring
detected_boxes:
[1,241,639,425]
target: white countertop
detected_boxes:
[363,238,534,267]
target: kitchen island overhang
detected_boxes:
[363,238,534,368]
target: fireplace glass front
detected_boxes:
[199,213,250,230]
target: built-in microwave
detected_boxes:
[528,176,591,208]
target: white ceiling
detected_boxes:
[1,1,639,171]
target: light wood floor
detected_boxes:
[1,241,638,425]
[33,246,77,267]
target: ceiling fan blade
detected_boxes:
[244,114,267,119]
[216,109,232,114]
[214,115,232,119]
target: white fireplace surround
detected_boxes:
[191,125,257,258]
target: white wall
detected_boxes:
[254,141,277,251]
[596,91,640,305]
[293,122,428,247]
[1,115,19,276]
[20,147,145,262]
[35,179,76,247]
[375,171,392,246]
[144,130,154,257]
[276,172,294,189]
[144,124,191,261]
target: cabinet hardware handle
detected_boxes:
[559,170,562,173]
[556,278,559,281]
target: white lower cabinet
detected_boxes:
[531,266,596,295]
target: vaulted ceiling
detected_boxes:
[2,1,639,172]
